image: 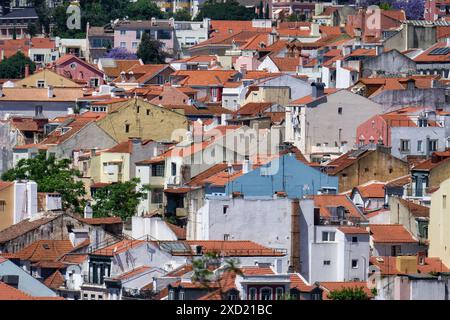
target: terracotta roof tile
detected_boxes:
[0,216,57,243]
[16,240,74,262]
[355,181,386,198]
[43,270,65,289]
[370,256,450,275]
[165,222,187,240]
[338,226,369,235]
[321,281,373,299]
[171,70,238,87]
[369,224,417,243]
[114,266,151,280]
[78,217,122,225]
[312,194,365,220]
[290,273,315,292]
[0,281,63,300]
[396,198,429,218]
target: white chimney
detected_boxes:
[242,158,251,174]
[84,203,93,219]
[446,37,450,46]
[47,85,54,98]
[310,23,320,37]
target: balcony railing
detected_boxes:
[405,187,432,198]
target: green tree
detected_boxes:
[327,287,370,300]
[1,153,86,213]
[192,252,243,300]
[195,0,257,21]
[136,32,167,64]
[265,2,270,19]
[172,9,192,21]
[92,179,144,221]
[12,26,17,40]
[126,0,165,20]
[26,22,39,38]
[258,1,264,19]
[0,52,36,79]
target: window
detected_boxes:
[322,231,335,242]
[179,291,185,300]
[223,205,228,214]
[35,105,43,116]
[417,140,423,152]
[70,62,77,69]
[90,78,99,87]
[151,164,165,176]
[136,30,141,39]
[352,236,358,243]
[83,294,88,300]
[120,30,126,35]
[37,80,45,88]
[132,42,138,49]
[151,188,163,204]
[400,139,410,152]
[120,42,126,48]
[312,293,321,300]
[223,234,230,241]
[352,259,359,268]
[156,75,164,84]
[171,162,177,176]
[158,30,172,40]
[248,288,257,300]
[0,200,5,212]
[338,107,342,115]
[90,294,95,300]
[443,195,447,209]
[276,288,284,300]
[323,260,331,265]
[429,139,438,152]
[260,288,272,300]
[98,295,103,300]
[228,293,238,300]
[125,124,130,133]
[146,109,150,115]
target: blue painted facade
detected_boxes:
[205,153,339,198]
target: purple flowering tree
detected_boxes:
[104,47,138,60]
[358,0,425,20]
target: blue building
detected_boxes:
[205,153,339,198]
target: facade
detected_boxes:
[53,55,105,87]
[0,180,37,231]
[286,87,385,162]
[95,98,189,143]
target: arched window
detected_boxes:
[260,288,273,300]
[276,287,284,300]
[248,288,257,300]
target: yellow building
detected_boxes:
[243,86,291,106]
[429,177,450,267]
[96,98,189,143]
[14,69,82,88]
[0,182,14,231]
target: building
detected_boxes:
[356,107,448,160]
[0,180,37,231]
[86,24,114,63]
[13,69,82,88]
[53,55,105,87]
[113,19,176,55]
[429,177,450,267]
[326,146,410,192]
[0,7,39,39]
[285,86,385,162]
[95,98,189,143]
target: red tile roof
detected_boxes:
[114,266,151,280]
[414,42,450,63]
[354,181,386,198]
[240,266,274,276]
[166,222,187,240]
[369,224,417,243]
[78,217,122,225]
[396,198,430,218]
[15,240,74,262]
[0,281,64,300]
[171,70,238,87]
[184,240,286,257]
[370,256,450,275]
[312,194,364,220]
[290,273,315,292]
[338,226,369,235]
[43,270,65,289]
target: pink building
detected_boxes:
[114,19,175,55]
[425,0,450,21]
[356,114,391,147]
[53,55,105,87]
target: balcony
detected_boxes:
[405,187,432,202]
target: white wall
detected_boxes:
[131,216,178,241]
[13,181,37,224]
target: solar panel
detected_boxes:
[429,47,450,55]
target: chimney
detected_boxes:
[169,17,174,26]
[310,23,320,37]
[84,203,93,219]
[290,200,301,273]
[396,256,418,274]
[90,148,96,157]
[47,85,54,98]
[25,64,30,78]
[375,45,383,56]
[0,275,19,289]
[0,85,3,97]
[311,82,325,98]
[151,17,156,26]
[242,158,251,174]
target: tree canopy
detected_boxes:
[91,179,144,221]
[104,47,138,60]
[1,153,86,213]
[327,287,370,300]
[0,52,36,79]
[136,32,168,64]
[195,0,257,21]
